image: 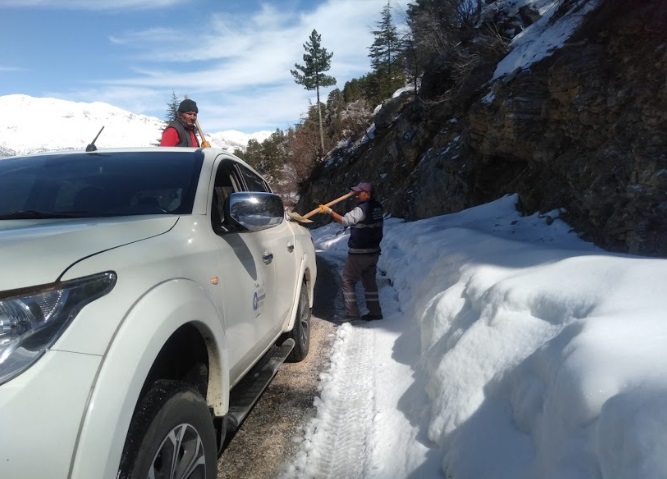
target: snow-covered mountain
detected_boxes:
[0,94,272,157]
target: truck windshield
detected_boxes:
[0,151,204,219]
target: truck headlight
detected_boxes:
[0,272,116,385]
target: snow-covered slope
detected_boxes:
[210,129,273,148]
[0,94,270,157]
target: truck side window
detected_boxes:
[212,164,240,231]
[237,165,271,193]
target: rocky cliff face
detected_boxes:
[297,0,667,257]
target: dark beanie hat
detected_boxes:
[178,99,198,113]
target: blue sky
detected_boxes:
[0,0,411,134]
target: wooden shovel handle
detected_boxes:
[193,118,207,144]
[301,191,355,220]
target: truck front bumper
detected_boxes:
[0,350,101,479]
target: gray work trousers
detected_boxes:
[341,253,382,317]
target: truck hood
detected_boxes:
[0,217,179,291]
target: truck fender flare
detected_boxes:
[70,278,228,479]
[285,253,314,332]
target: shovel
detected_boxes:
[288,191,355,223]
[194,118,211,148]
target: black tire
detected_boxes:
[118,380,217,479]
[287,281,311,362]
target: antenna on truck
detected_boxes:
[85,126,105,152]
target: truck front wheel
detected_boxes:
[119,380,217,479]
[287,281,311,362]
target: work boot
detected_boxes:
[361,313,383,321]
[340,314,360,322]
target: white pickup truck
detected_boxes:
[0,147,317,478]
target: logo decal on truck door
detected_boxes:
[252,287,266,316]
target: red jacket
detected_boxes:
[159,120,200,147]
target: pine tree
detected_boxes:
[259,129,287,179]
[368,2,405,101]
[243,139,263,171]
[290,29,336,157]
[153,91,181,146]
[166,91,180,123]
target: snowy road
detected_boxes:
[219,245,437,479]
[280,239,436,479]
[289,320,378,478]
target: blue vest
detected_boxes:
[348,199,383,254]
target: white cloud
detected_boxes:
[108,27,178,47]
[5,0,410,133]
[0,0,186,10]
[100,0,410,130]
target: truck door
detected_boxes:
[235,164,298,328]
[208,160,276,384]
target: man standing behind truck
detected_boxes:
[319,181,384,321]
[159,99,201,147]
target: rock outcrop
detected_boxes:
[297,0,667,257]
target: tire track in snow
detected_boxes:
[282,322,377,479]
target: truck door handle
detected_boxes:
[287,242,294,253]
[263,252,274,264]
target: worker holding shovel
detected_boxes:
[319,182,384,322]
[159,98,211,148]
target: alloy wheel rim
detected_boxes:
[148,423,206,479]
